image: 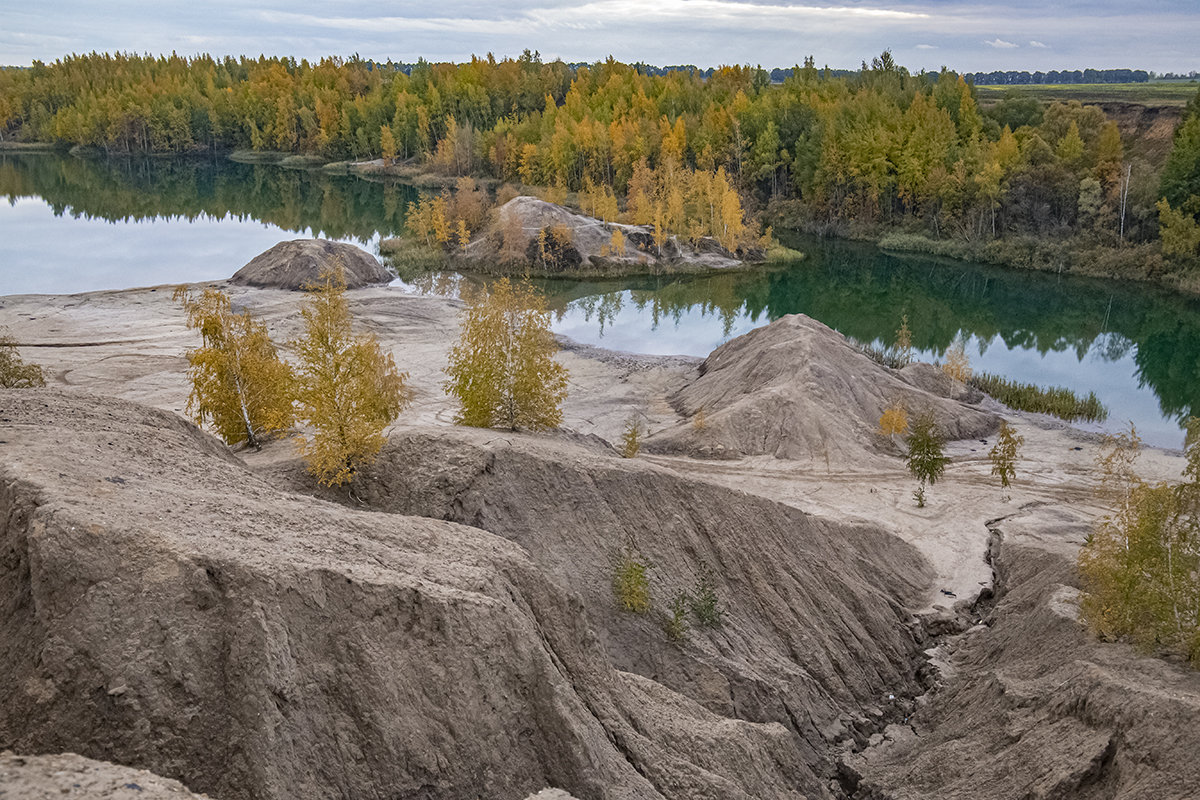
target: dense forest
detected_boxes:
[2,52,1199,280]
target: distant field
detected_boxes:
[975,82,1199,107]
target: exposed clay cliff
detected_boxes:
[267,425,934,775]
[840,502,1200,799]
[1,390,930,799]
[3,284,1199,800]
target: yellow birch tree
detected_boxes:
[380,124,396,166]
[173,287,294,450]
[942,334,972,382]
[443,277,568,430]
[292,269,410,486]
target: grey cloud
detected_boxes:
[0,0,1196,72]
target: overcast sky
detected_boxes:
[2,0,1198,73]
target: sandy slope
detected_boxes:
[0,751,211,799]
[0,281,1184,615]
[3,280,1198,800]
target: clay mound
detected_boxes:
[645,314,999,463]
[230,238,391,289]
[266,424,935,797]
[898,361,984,404]
[0,751,211,799]
[461,196,746,273]
[0,389,815,800]
[843,503,1200,799]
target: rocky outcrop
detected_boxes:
[0,751,211,799]
[230,239,391,290]
[841,503,1200,799]
[0,389,903,799]
[456,196,757,275]
[645,314,999,463]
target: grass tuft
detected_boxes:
[970,372,1108,422]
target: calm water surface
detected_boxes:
[2,153,1197,448]
[527,250,1198,449]
[0,153,415,293]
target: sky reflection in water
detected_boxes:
[0,197,373,295]
[3,152,1195,450]
[547,285,1187,449]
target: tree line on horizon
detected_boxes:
[1,50,1198,265]
[967,69,1151,86]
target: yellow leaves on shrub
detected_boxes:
[582,177,619,222]
[405,194,451,247]
[1079,421,1200,665]
[292,269,410,486]
[379,124,396,166]
[878,403,909,438]
[942,335,972,382]
[601,228,626,258]
[541,181,567,205]
[1156,197,1200,258]
[450,176,489,230]
[620,160,755,252]
[500,210,526,262]
[621,415,642,458]
[443,277,568,431]
[173,286,293,449]
[550,223,573,248]
[0,329,46,388]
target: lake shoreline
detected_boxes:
[1,150,1194,448]
[766,203,1198,297]
[7,146,1192,297]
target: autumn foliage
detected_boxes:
[988,421,1024,488]
[7,51,1194,263]
[1080,422,1200,665]
[0,329,46,389]
[878,403,909,439]
[406,177,489,251]
[292,269,410,485]
[173,286,294,449]
[443,278,568,430]
[942,334,972,383]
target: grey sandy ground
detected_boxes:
[0,751,211,799]
[0,282,1185,613]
